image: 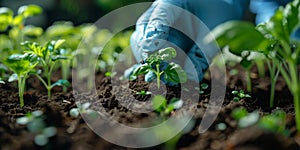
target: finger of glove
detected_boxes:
[145,71,156,82]
[184,45,209,82]
[138,1,184,60]
[124,64,140,79]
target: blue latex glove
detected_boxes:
[129,0,249,82]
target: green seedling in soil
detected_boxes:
[22,40,70,99]
[232,90,251,102]
[231,107,259,128]
[194,83,209,94]
[152,95,183,116]
[104,71,117,77]
[131,47,187,89]
[69,102,97,119]
[258,109,288,135]
[207,0,300,130]
[3,53,38,107]
[0,5,42,50]
[136,90,152,96]
[16,110,57,146]
[232,107,288,135]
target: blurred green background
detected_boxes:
[0,0,153,28]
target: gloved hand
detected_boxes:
[127,0,249,82]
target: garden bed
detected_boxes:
[1,64,299,150]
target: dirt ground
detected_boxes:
[0,64,300,150]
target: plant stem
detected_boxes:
[255,59,265,77]
[156,64,161,89]
[294,87,300,131]
[18,76,24,107]
[267,60,279,107]
[246,69,252,92]
[61,60,70,92]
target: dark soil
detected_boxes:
[0,64,300,150]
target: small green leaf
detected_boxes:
[152,95,167,112]
[164,62,187,83]
[231,107,248,120]
[4,54,38,76]
[157,47,177,61]
[232,90,238,95]
[12,15,24,26]
[0,7,13,31]
[51,79,70,88]
[132,63,150,76]
[205,21,271,56]
[200,83,209,90]
[8,73,18,82]
[23,25,43,37]
[18,5,42,18]
[147,47,177,64]
[238,111,259,128]
[0,7,13,16]
[233,97,240,102]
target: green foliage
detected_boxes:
[152,95,183,115]
[136,90,152,96]
[132,47,187,88]
[0,5,43,53]
[231,107,249,120]
[16,110,57,146]
[3,53,38,107]
[22,40,70,99]
[104,71,117,77]
[194,83,209,94]
[231,107,288,134]
[258,109,288,135]
[231,90,251,102]
[208,0,300,130]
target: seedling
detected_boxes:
[131,47,187,89]
[0,5,42,50]
[22,40,70,99]
[152,95,183,116]
[104,71,117,77]
[232,108,288,135]
[231,90,251,102]
[231,107,259,128]
[16,110,57,146]
[136,90,152,96]
[258,109,288,135]
[195,83,209,94]
[207,0,300,130]
[3,53,38,107]
[69,102,97,119]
